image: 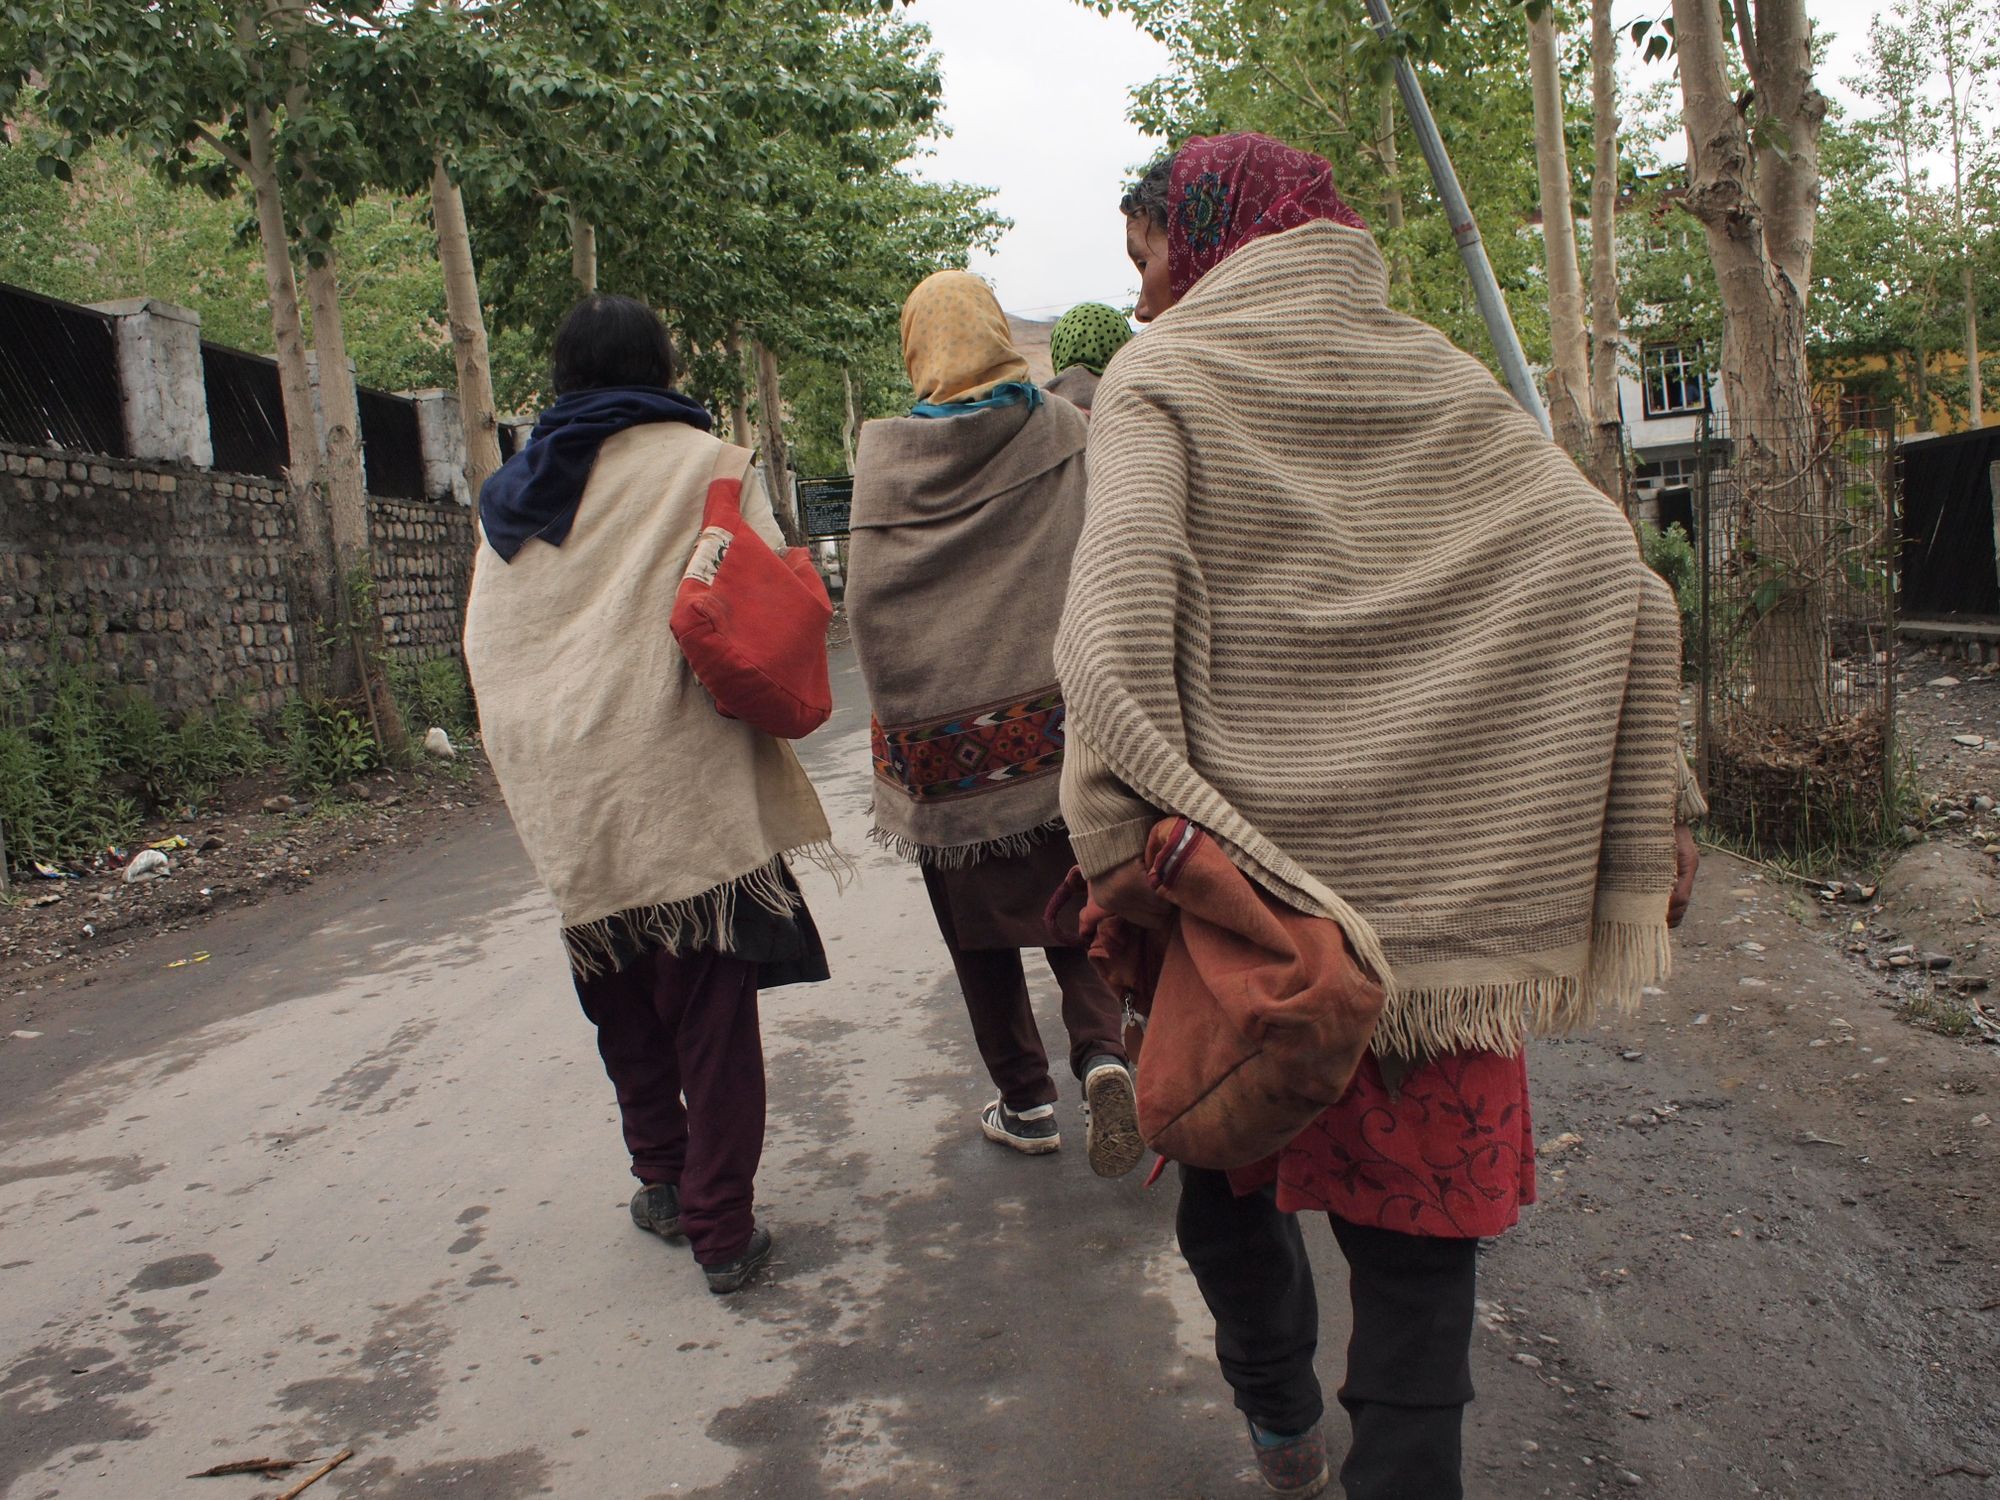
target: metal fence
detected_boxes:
[202,343,290,480]
[0,284,126,455]
[1688,409,1900,851]
[357,385,423,500]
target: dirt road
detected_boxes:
[3,649,1996,1498]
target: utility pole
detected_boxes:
[1360,0,1553,437]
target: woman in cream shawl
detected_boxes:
[465,295,839,1296]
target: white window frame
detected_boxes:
[1641,344,1708,418]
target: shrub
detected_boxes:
[1639,521,1700,673]
[389,656,475,740]
[0,666,140,869]
[279,698,380,793]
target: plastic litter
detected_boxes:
[123,849,171,883]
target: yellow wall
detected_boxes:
[1821,351,1998,437]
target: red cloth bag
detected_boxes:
[1049,817,1384,1171]
[670,446,834,740]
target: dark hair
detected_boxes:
[1120,151,1177,229]
[551,293,677,395]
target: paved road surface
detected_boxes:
[3,650,1996,1498]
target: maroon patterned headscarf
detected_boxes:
[1167,133,1369,303]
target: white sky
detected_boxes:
[901,0,1890,318]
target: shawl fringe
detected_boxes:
[561,842,855,980]
[1369,919,1672,1058]
[867,819,1066,870]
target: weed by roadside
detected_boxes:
[1901,986,1980,1038]
[0,656,478,874]
[390,657,476,742]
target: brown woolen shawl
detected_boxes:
[848,395,1091,865]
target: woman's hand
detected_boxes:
[1668,822,1699,928]
[1089,857,1174,930]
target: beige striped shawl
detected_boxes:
[1053,219,1685,1058]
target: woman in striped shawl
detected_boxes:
[1056,135,1703,1498]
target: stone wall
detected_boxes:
[0,441,471,719]
[371,496,474,663]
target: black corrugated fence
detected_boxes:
[202,343,290,480]
[357,386,423,500]
[0,284,126,455]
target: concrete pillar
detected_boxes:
[500,415,535,459]
[407,389,470,505]
[90,298,212,467]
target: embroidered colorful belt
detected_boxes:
[872,688,1066,803]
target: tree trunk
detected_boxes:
[1376,92,1405,231]
[1747,0,1828,295]
[1586,0,1626,504]
[431,158,503,499]
[568,208,597,293]
[304,249,410,754]
[840,365,858,472]
[1528,10,1593,462]
[241,83,337,701]
[724,324,753,447]
[753,342,799,542]
[1376,91,1412,291]
[1966,262,1984,428]
[1670,0,1830,730]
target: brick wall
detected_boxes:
[0,441,471,718]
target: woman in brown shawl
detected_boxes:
[847,270,1142,1178]
[1056,136,1703,1496]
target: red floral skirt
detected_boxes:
[1237,1049,1535,1239]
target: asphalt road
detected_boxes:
[3,649,1996,1498]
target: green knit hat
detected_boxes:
[1049,302,1134,376]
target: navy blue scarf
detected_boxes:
[478,386,713,562]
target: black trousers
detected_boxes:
[1176,1166,1479,1500]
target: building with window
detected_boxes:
[1618,339,1730,541]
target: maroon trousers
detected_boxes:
[572,947,765,1265]
[922,866,1126,1112]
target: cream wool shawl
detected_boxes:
[464,422,838,975]
[849,396,1089,866]
[1055,219,1687,1059]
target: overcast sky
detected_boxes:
[900,0,1890,320]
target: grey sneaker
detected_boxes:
[1083,1056,1144,1178]
[702,1225,774,1294]
[629,1183,684,1242]
[980,1098,1061,1154]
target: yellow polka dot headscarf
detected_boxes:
[900,270,1032,405]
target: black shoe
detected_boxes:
[980,1098,1061,1154]
[629,1183,684,1242]
[1083,1055,1144,1178]
[703,1225,774,1294]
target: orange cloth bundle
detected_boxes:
[1052,817,1383,1170]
